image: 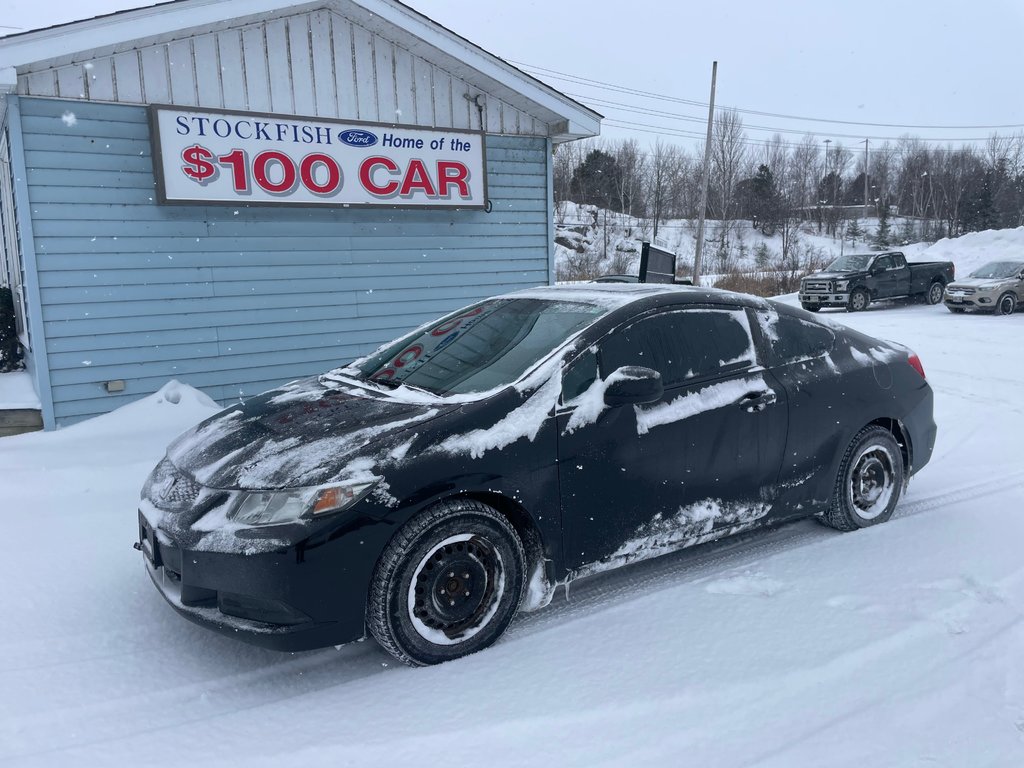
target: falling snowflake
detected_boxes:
[61,111,77,127]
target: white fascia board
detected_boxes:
[0,0,313,70]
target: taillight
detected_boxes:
[907,352,926,379]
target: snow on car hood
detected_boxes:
[948,277,1013,289]
[804,272,855,280]
[165,376,445,490]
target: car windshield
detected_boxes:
[348,298,608,395]
[825,254,873,271]
[968,261,1024,279]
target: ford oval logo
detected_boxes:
[339,129,378,147]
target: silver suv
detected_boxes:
[944,261,1024,315]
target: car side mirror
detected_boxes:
[870,265,884,275]
[604,366,663,407]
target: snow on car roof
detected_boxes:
[510,282,703,307]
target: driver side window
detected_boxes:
[597,307,755,389]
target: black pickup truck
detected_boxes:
[799,251,955,312]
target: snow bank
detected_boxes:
[919,226,1024,276]
[0,380,219,468]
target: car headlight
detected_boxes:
[834,280,849,291]
[229,481,377,526]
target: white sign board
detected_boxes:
[149,106,488,209]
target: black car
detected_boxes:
[138,284,936,665]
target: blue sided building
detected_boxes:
[0,0,600,428]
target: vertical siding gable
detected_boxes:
[18,97,553,425]
[16,8,557,137]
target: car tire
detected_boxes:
[817,425,904,532]
[367,499,526,666]
[926,281,945,305]
[801,304,822,313]
[847,288,870,312]
[995,292,1017,315]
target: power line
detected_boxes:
[514,60,1024,132]
[595,120,986,156]
[579,94,999,143]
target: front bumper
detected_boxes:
[138,510,381,651]
[800,292,850,307]
[944,293,995,311]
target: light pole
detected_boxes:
[823,139,832,199]
[862,138,869,218]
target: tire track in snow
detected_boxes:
[894,467,1024,520]
[509,468,1024,641]
[0,640,388,762]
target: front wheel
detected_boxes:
[367,500,526,666]
[996,292,1017,315]
[818,426,904,532]
[847,288,870,312]
[926,281,945,305]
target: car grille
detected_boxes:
[949,287,976,295]
[147,458,202,512]
[803,279,833,293]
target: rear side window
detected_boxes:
[756,309,835,364]
[599,307,755,388]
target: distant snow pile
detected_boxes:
[919,226,1024,276]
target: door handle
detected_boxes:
[737,390,776,413]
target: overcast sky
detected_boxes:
[5,0,1024,154]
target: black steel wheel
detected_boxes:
[847,288,870,312]
[926,281,945,305]
[367,500,526,666]
[818,425,904,532]
[996,292,1017,316]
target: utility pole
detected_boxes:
[692,61,717,287]
[862,138,869,218]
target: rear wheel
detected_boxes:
[367,500,526,666]
[818,426,904,532]
[847,288,870,312]
[926,281,945,305]
[996,292,1017,315]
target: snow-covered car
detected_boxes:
[138,284,936,665]
[943,260,1024,315]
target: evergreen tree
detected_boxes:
[961,170,998,233]
[872,205,892,249]
[0,287,22,373]
[570,150,625,212]
[897,217,916,245]
[846,218,865,246]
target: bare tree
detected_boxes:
[707,108,748,260]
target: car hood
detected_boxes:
[165,376,450,490]
[948,277,1012,290]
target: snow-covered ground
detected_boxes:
[0,370,40,409]
[2,233,1024,766]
